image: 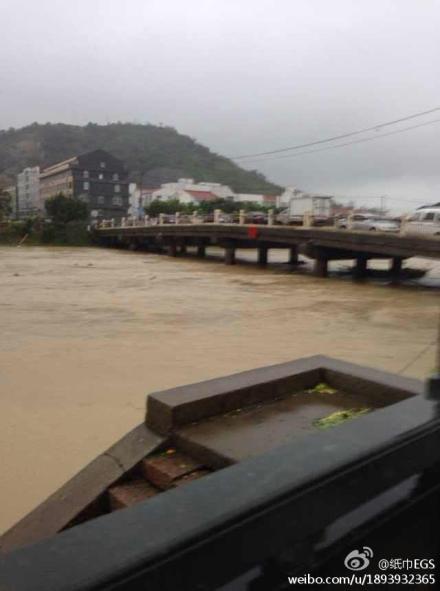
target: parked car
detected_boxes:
[338,214,400,232]
[161,214,176,224]
[404,206,440,237]
[218,213,234,223]
[245,211,268,224]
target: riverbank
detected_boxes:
[0,220,91,246]
[0,246,438,534]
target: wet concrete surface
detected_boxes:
[0,245,439,534]
[177,385,408,464]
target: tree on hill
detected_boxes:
[0,123,282,195]
[0,188,12,220]
[45,193,88,224]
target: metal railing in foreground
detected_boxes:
[2,380,440,591]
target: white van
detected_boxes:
[404,205,440,237]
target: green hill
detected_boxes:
[0,122,281,194]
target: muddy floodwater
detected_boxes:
[0,245,439,534]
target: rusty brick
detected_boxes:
[142,452,203,490]
[108,480,159,511]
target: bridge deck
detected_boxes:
[96,223,440,260]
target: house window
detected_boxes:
[83,181,89,191]
[100,162,106,168]
[114,184,120,193]
[98,173,104,180]
[113,196,122,206]
[112,173,119,181]
[97,196,105,205]
[83,170,89,178]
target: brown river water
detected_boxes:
[0,245,439,534]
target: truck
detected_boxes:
[277,194,333,225]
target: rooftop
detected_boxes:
[184,189,218,201]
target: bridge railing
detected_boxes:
[95,212,410,233]
[95,208,289,230]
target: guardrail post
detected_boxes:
[111,218,115,228]
[192,212,198,224]
[347,213,354,230]
[267,209,274,226]
[175,212,180,225]
[214,209,221,224]
[144,215,149,226]
[159,213,165,225]
[121,217,126,227]
[239,210,245,225]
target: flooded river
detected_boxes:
[0,245,439,534]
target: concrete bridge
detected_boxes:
[94,222,440,279]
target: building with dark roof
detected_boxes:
[39,149,129,220]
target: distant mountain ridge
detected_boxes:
[0,122,281,194]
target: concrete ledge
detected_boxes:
[2,356,423,554]
[0,424,164,554]
[146,356,325,435]
[145,355,422,435]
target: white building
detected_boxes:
[152,178,233,202]
[173,188,219,205]
[128,184,159,217]
[16,167,41,218]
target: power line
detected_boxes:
[232,106,440,160]
[236,117,440,165]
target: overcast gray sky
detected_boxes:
[1,0,440,212]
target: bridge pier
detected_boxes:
[258,247,268,266]
[196,245,206,258]
[224,247,236,265]
[288,247,299,266]
[179,244,187,255]
[168,243,178,257]
[390,257,403,284]
[354,256,368,280]
[314,255,328,278]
